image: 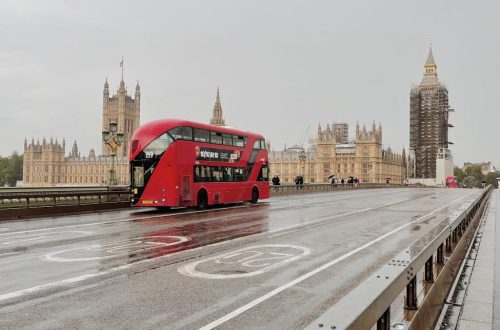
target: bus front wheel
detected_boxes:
[197,190,208,209]
[251,188,259,204]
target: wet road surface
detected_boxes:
[0,188,482,329]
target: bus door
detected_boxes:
[181,174,192,202]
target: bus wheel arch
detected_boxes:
[197,189,208,209]
[251,186,259,204]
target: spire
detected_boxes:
[135,80,140,99]
[210,87,225,126]
[104,77,109,89]
[120,56,124,82]
[423,43,437,77]
[425,44,435,65]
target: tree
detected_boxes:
[454,167,465,185]
[462,175,480,188]
[0,157,9,186]
[7,152,23,186]
[464,164,483,184]
[0,152,23,187]
[485,171,500,188]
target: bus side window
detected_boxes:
[223,167,234,182]
[253,140,260,149]
[233,135,244,147]
[234,168,245,182]
[260,140,267,150]
[194,166,211,182]
[210,131,222,144]
[223,134,233,146]
[258,165,269,181]
[194,128,210,142]
[211,166,223,182]
[194,166,200,182]
[169,126,192,140]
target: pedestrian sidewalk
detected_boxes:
[458,189,498,329]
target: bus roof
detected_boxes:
[133,118,265,140]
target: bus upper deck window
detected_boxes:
[194,128,209,142]
[171,126,193,140]
[260,140,267,150]
[253,140,260,149]
[223,134,232,146]
[210,131,222,144]
[233,135,245,147]
[143,133,173,158]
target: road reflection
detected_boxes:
[45,204,271,268]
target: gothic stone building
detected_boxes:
[23,79,140,186]
[409,46,450,179]
[269,122,406,184]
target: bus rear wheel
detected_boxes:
[251,188,259,204]
[197,190,208,209]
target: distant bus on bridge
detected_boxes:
[129,119,269,208]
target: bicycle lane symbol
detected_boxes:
[178,244,311,279]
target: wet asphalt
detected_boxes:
[0,188,482,329]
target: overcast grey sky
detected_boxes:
[1,0,499,167]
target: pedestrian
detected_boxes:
[341,178,344,187]
[295,176,300,190]
[299,176,304,189]
[272,175,281,191]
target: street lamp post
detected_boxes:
[299,150,307,180]
[102,121,124,186]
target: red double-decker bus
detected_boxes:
[129,119,269,208]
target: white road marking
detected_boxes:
[0,205,251,237]
[0,190,477,304]
[178,244,310,279]
[44,235,190,262]
[0,228,8,232]
[267,208,372,238]
[0,208,368,303]
[0,230,92,246]
[197,190,478,330]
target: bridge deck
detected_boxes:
[0,188,481,329]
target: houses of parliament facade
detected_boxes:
[269,122,406,184]
[22,79,140,186]
[22,75,406,186]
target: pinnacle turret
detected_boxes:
[210,87,226,126]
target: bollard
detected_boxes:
[377,307,390,330]
[405,276,418,310]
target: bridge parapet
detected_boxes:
[0,186,130,220]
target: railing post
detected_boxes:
[437,243,444,264]
[377,307,390,330]
[446,236,452,252]
[424,256,434,282]
[405,275,418,310]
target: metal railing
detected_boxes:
[270,182,403,194]
[305,185,492,330]
[0,186,131,220]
